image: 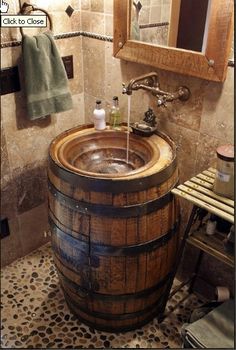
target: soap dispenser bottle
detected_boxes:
[109,96,121,129]
[93,100,106,130]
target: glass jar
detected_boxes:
[213,144,234,199]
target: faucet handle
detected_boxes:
[157,97,167,107]
[122,82,127,94]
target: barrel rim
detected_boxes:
[48,124,177,193]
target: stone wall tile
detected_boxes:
[2,92,56,170]
[200,68,234,143]
[56,37,84,95]
[81,11,105,34]
[0,218,22,267]
[104,0,113,14]
[161,3,171,22]
[13,162,48,215]
[1,126,11,189]
[105,14,113,36]
[72,0,81,11]
[0,182,17,220]
[83,37,105,97]
[50,12,73,34]
[81,11,91,32]
[156,120,199,182]
[47,0,78,12]
[1,28,15,44]
[81,0,90,11]
[194,133,223,172]
[84,93,99,124]
[54,93,85,133]
[0,0,19,43]
[151,0,162,5]
[91,0,104,13]
[18,204,50,258]
[71,10,81,32]
[1,47,14,68]
[143,0,151,5]
[153,69,208,132]
[138,6,151,25]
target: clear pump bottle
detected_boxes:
[109,96,121,129]
[92,100,106,131]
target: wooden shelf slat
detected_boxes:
[208,167,216,174]
[178,184,234,215]
[190,176,213,189]
[187,230,234,268]
[184,181,234,207]
[202,170,215,179]
[196,173,215,184]
[171,188,234,224]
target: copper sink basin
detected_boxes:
[56,129,160,178]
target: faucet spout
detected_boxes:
[122,72,159,95]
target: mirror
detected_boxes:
[113,0,233,82]
[131,0,210,52]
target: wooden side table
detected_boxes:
[161,168,234,319]
[172,167,234,224]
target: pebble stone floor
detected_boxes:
[1,242,205,349]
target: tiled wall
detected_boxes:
[1,0,84,266]
[1,0,234,290]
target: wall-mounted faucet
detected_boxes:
[122,72,190,107]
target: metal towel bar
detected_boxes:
[19,2,53,37]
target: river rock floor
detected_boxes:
[1,242,204,349]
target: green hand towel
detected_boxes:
[22,31,73,120]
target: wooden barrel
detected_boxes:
[48,124,180,332]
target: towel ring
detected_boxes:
[19,2,53,37]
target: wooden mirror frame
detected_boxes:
[113,0,233,82]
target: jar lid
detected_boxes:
[216,144,234,162]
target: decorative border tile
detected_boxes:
[0,31,113,48]
[1,30,233,68]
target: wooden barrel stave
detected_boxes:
[62,279,168,316]
[48,168,179,244]
[64,291,168,332]
[58,263,169,314]
[52,242,173,331]
[50,214,178,294]
[49,193,90,238]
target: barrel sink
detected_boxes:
[48,124,180,332]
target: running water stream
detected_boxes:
[126,95,131,164]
